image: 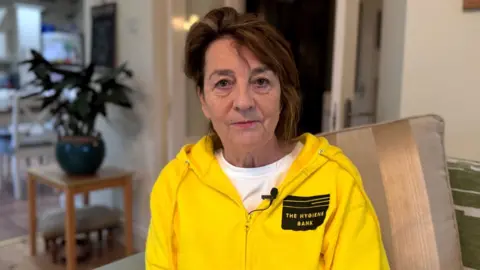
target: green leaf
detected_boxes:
[68,118,80,136]
[40,90,62,110]
[84,63,95,82]
[94,62,131,84]
[49,66,82,77]
[32,64,50,80]
[97,103,107,117]
[72,91,91,119]
[105,89,133,108]
[30,50,48,62]
[40,77,54,90]
[114,82,135,92]
[50,101,69,115]
[20,90,42,99]
[21,50,52,69]
[52,79,72,92]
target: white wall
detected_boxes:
[376,0,407,122]
[377,0,480,160]
[83,0,170,249]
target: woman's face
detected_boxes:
[199,37,282,150]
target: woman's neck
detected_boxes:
[222,137,294,168]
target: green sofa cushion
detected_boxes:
[449,158,480,270]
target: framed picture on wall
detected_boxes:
[464,0,480,10]
[90,3,117,68]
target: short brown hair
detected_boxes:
[184,7,301,147]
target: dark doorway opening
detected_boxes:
[246,0,336,134]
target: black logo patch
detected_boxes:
[281,194,330,231]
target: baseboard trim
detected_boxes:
[0,235,28,248]
[133,223,148,252]
[116,216,148,252]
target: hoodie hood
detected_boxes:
[173,133,342,196]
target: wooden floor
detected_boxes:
[0,235,129,270]
[0,175,60,242]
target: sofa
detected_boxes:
[97,114,466,269]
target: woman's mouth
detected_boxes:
[232,120,259,128]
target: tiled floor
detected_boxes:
[0,178,60,242]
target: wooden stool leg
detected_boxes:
[97,229,103,256]
[44,238,49,251]
[107,228,114,250]
[97,229,103,244]
[51,239,58,263]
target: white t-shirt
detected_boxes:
[215,142,303,212]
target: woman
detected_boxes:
[146,7,389,270]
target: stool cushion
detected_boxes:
[39,205,121,239]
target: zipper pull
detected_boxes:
[245,213,253,231]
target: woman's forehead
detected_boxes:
[205,38,265,73]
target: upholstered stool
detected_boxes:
[38,205,121,263]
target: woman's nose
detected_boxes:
[233,87,255,111]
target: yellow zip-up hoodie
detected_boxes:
[146,133,390,270]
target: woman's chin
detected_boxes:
[229,132,268,148]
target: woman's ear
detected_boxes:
[197,86,203,101]
[197,86,210,119]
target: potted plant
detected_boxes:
[20,50,135,175]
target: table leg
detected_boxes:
[28,174,36,256]
[124,179,133,255]
[65,189,77,270]
[83,191,89,206]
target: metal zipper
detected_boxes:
[245,211,253,270]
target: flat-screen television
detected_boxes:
[42,32,83,65]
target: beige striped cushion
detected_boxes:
[318,114,463,270]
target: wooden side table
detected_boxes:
[27,165,134,270]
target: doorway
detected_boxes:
[246,0,336,135]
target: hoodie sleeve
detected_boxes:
[322,168,390,270]
[145,162,178,270]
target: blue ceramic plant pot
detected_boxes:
[55,136,106,175]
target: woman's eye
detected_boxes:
[215,79,232,89]
[253,78,270,88]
